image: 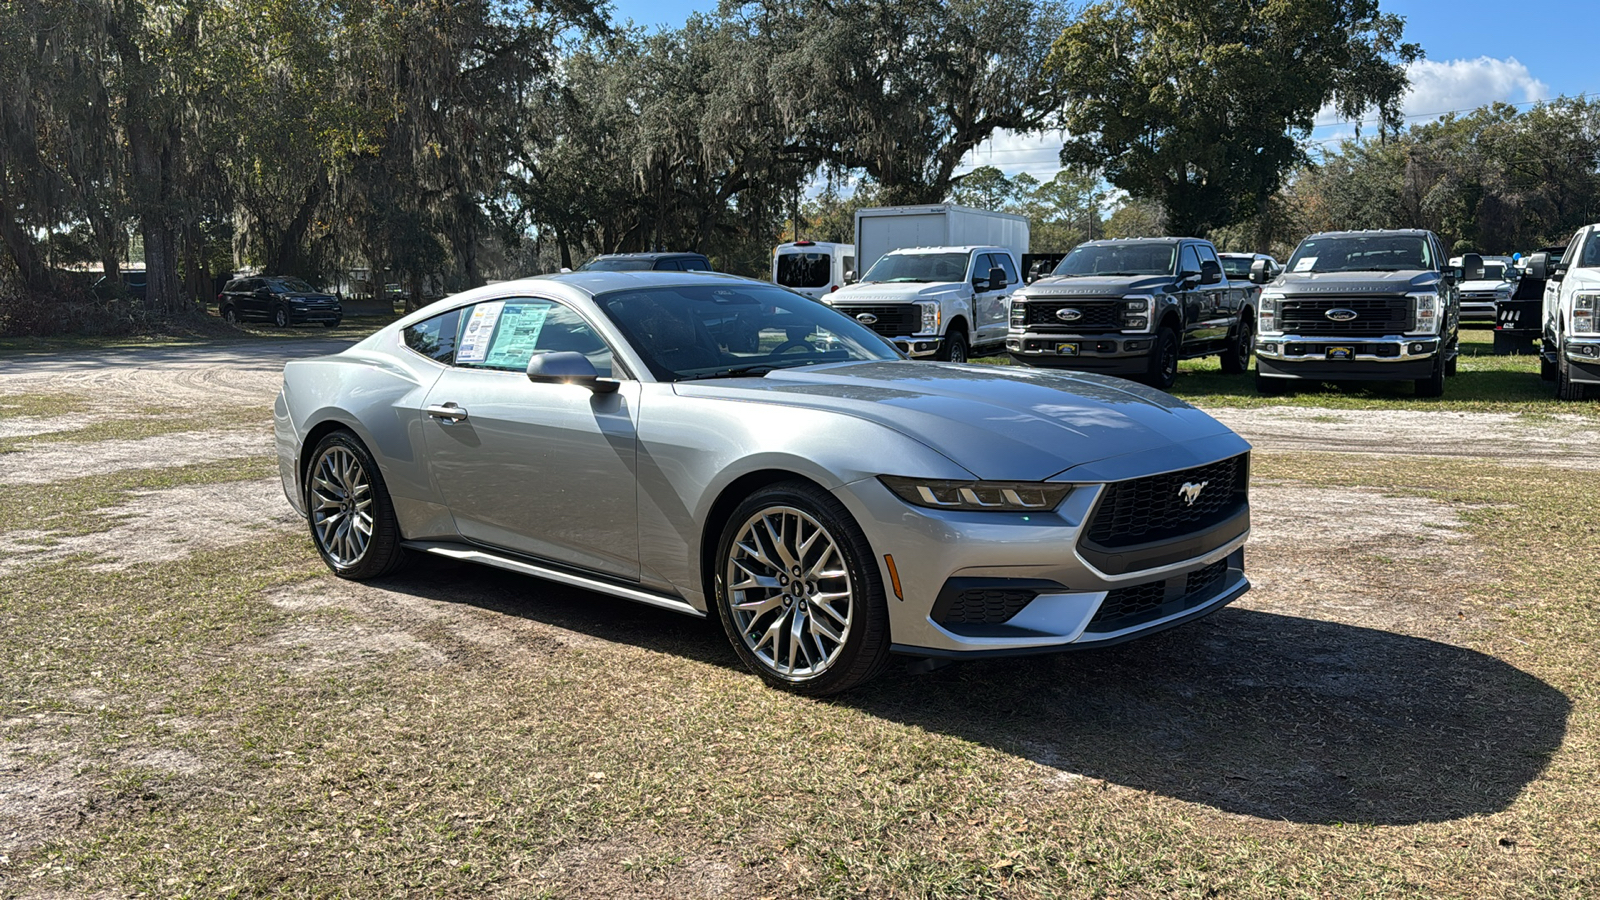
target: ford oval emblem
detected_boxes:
[855,313,878,325]
[1055,308,1083,322]
[1325,308,1359,322]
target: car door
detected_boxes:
[420,297,642,580]
[1193,243,1234,342]
[969,253,1010,345]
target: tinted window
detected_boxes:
[402,307,463,364]
[1195,243,1220,267]
[652,259,684,271]
[776,252,833,288]
[1179,245,1202,276]
[993,253,1020,284]
[1286,235,1434,274]
[452,299,613,377]
[1220,257,1252,279]
[270,277,317,293]
[1581,232,1600,268]
[680,256,711,271]
[1053,242,1177,277]
[595,283,897,381]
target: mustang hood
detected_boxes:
[674,361,1247,481]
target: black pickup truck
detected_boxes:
[1253,229,1462,397]
[1004,237,1255,389]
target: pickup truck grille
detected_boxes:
[831,303,918,337]
[1022,299,1121,332]
[1280,297,1412,335]
[1084,454,1248,549]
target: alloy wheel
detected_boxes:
[309,445,374,566]
[725,506,854,680]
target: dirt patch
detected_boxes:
[1243,482,1482,638]
[0,430,271,485]
[1213,407,1600,469]
[0,414,100,441]
[0,478,297,574]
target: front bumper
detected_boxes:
[887,336,944,358]
[1005,332,1153,373]
[1564,337,1600,384]
[832,439,1251,657]
[1256,334,1440,381]
[289,304,343,324]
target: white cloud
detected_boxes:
[1315,56,1550,130]
[956,129,1069,180]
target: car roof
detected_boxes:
[888,246,1010,254]
[587,252,707,260]
[1304,229,1432,239]
[1075,237,1204,247]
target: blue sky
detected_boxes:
[604,0,1597,179]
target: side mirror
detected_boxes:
[1249,259,1270,284]
[1528,253,1549,280]
[1199,259,1222,285]
[1461,253,1485,281]
[526,351,619,394]
[987,266,1006,291]
[844,270,857,284]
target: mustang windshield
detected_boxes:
[1052,243,1177,277]
[1286,235,1434,274]
[596,283,899,381]
[860,252,969,284]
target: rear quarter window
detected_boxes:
[402,307,464,364]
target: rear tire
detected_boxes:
[1219,316,1253,374]
[937,328,968,363]
[305,431,409,579]
[1415,356,1445,398]
[1144,327,1179,390]
[712,481,891,695]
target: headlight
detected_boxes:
[879,476,1072,512]
[1576,292,1599,334]
[1259,291,1285,335]
[1407,292,1440,334]
[1010,297,1026,328]
[1121,295,1154,332]
[917,302,941,335]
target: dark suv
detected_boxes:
[217,276,342,328]
[576,252,713,272]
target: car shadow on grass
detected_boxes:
[379,563,1568,827]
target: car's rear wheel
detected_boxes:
[274,305,290,328]
[306,431,408,579]
[714,481,890,695]
[1219,316,1252,374]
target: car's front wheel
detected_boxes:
[713,481,890,695]
[274,305,290,328]
[1557,343,1590,401]
[221,305,238,326]
[305,431,408,579]
[1145,327,1180,390]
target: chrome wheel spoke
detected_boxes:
[726,504,854,681]
[309,445,375,568]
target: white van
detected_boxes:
[772,241,855,301]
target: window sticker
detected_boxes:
[1293,257,1318,273]
[482,302,552,369]
[455,301,505,364]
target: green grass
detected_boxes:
[0,406,267,453]
[0,313,395,357]
[0,456,275,535]
[1,452,1596,897]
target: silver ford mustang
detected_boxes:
[274,271,1251,694]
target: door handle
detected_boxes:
[425,403,468,422]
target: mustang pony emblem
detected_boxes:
[1178,481,1208,505]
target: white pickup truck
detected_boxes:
[823,246,1022,362]
[1529,223,1600,400]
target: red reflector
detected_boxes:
[830,284,839,292]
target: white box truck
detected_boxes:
[825,205,1030,362]
[854,204,1030,276]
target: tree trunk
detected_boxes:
[0,151,51,294]
[127,118,184,315]
[557,230,572,271]
[268,174,328,276]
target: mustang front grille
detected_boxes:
[1084,454,1248,549]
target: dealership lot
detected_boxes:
[1,334,1596,897]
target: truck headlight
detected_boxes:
[917,301,940,335]
[1121,295,1154,332]
[1408,292,1440,334]
[879,476,1072,511]
[1576,292,1599,335]
[1010,298,1026,328]
[1259,291,1284,335]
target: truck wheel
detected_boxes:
[1219,317,1252,374]
[1255,368,1288,396]
[1556,348,1590,401]
[1415,357,1445,398]
[937,328,968,363]
[1144,328,1179,390]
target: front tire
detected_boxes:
[1557,345,1590,401]
[1415,356,1445,397]
[1219,316,1253,374]
[221,305,238,326]
[273,305,290,328]
[713,481,891,695]
[1255,368,1288,396]
[305,431,409,579]
[323,317,342,329]
[1145,327,1180,390]
[937,328,968,363]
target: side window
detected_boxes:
[1560,234,1581,267]
[994,253,1020,285]
[681,257,710,271]
[653,259,684,271]
[402,306,463,364]
[1581,231,1600,268]
[1179,245,1202,276]
[454,299,614,377]
[1195,243,1221,268]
